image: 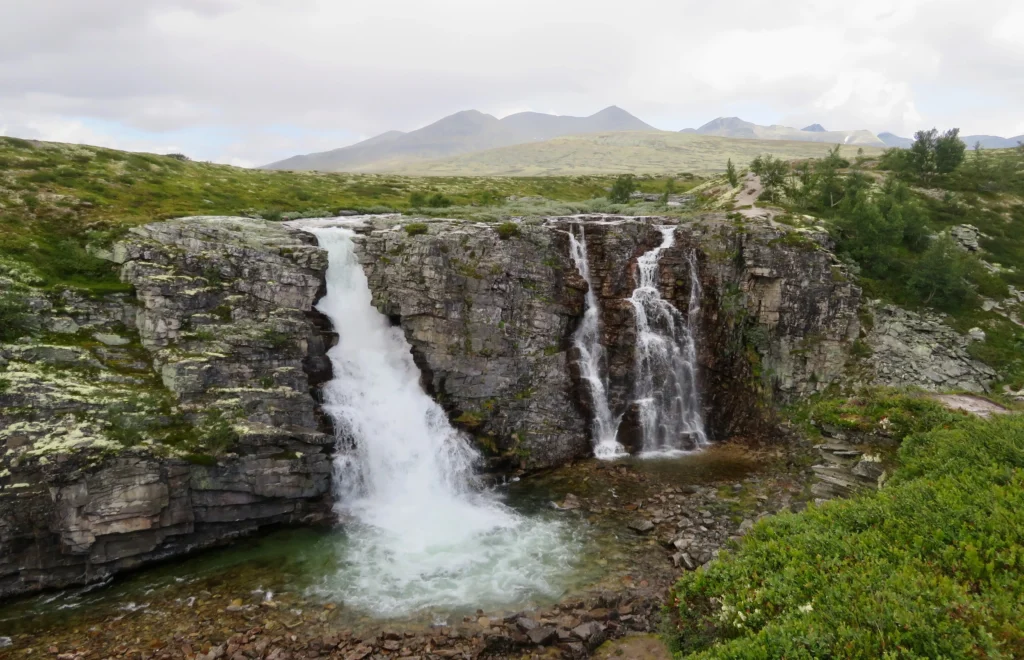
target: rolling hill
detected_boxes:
[262,106,656,172]
[686,117,885,147]
[372,131,886,176]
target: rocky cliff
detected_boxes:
[354,214,862,465]
[0,218,333,599]
[0,212,867,598]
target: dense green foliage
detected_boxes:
[495,221,521,240]
[748,154,788,202]
[608,174,638,203]
[0,292,32,341]
[403,222,429,236]
[669,404,1024,659]
[726,159,738,187]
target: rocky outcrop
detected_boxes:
[0,217,334,599]
[865,303,996,392]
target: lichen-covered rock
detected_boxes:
[0,217,335,599]
[865,303,996,392]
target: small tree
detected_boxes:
[726,159,738,187]
[661,177,676,204]
[750,154,789,203]
[608,175,637,203]
[909,129,938,179]
[908,234,975,310]
[408,191,426,207]
[935,128,966,174]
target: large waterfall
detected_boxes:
[308,226,575,616]
[567,226,626,458]
[628,226,708,454]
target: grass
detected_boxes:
[0,136,704,290]
[379,131,885,176]
[668,393,1024,658]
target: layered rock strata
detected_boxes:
[0,218,333,599]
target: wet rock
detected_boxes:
[526,626,557,645]
[628,519,655,534]
[515,616,539,632]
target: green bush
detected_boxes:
[408,191,427,207]
[426,192,453,208]
[608,175,637,203]
[495,221,520,240]
[0,293,32,341]
[404,222,429,236]
[668,411,1024,659]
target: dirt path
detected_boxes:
[930,394,1011,418]
[733,172,778,221]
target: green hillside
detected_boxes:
[375,131,885,176]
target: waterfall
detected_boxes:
[567,226,626,459]
[628,226,708,455]
[308,226,574,616]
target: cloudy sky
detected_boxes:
[2,0,1021,167]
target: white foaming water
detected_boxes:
[308,227,576,617]
[628,226,708,456]
[567,226,626,459]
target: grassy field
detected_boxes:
[375,131,885,176]
[0,136,696,290]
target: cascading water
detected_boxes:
[628,226,708,455]
[567,226,625,459]
[308,226,576,616]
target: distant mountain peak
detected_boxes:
[802,123,827,132]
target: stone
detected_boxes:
[628,519,655,534]
[526,627,557,645]
[93,332,132,346]
[968,327,986,342]
[950,224,981,252]
[515,617,539,632]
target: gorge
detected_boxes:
[0,210,897,653]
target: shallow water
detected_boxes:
[0,446,764,639]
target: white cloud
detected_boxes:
[0,0,1020,164]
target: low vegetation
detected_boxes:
[669,392,1024,658]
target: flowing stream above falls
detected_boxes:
[307,226,580,617]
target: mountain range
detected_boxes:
[878,132,1024,150]
[681,117,885,147]
[262,108,1022,173]
[262,106,656,172]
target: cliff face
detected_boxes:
[0,218,334,599]
[354,219,590,469]
[354,214,861,465]
[0,213,864,598]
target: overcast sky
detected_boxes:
[1,0,1021,167]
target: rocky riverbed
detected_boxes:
[0,444,817,659]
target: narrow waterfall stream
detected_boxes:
[628,226,708,455]
[309,226,577,616]
[567,226,626,458]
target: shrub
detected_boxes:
[0,293,32,341]
[668,411,1024,659]
[908,234,977,311]
[608,175,637,203]
[408,191,427,207]
[404,222,429,236]
[495,221,520,240]
[426,192,453,208]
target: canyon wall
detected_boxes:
[0,218,333,599]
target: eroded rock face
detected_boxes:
[0,217,334,599]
